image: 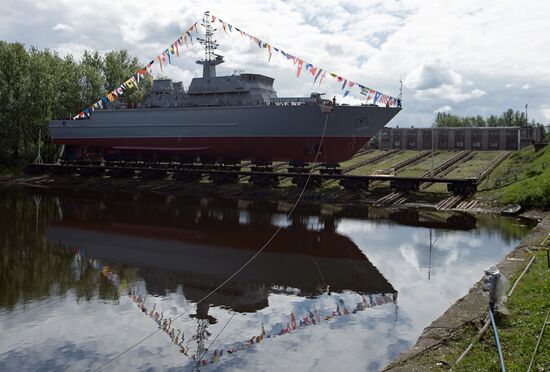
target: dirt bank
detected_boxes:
[384,212,550,371]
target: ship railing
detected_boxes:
[269,97,331,106]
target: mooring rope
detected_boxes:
[94,112,331,371]
[191,113,331,370]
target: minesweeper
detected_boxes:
[48,20,400,164]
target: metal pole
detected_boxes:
[489,304,506,372]
[431,127,435,177]
[428,229,432,280]
[525,104,528,126]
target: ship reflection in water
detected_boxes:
[0,189,533,371]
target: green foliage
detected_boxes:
[0,42,150,169]
[434,108,542,128]
[497,145,550,208]
[449,250,550,371]
[0,187,121,309]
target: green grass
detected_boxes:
[425,152,508,193]
[448,249,550,371]
[397,151,457,177]
[338,150,383,169]
[479,146,550,208]
[348,150,418,176]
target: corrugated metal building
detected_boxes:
[379,126,544,151]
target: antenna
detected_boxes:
[196,11,224,78]
[197,11,219,62]
[399,77,403,102]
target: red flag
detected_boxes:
[296,59,304,77]
[173,42,179,57]
[309,67,318,77]
[156,55,163,71]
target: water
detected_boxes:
[0,187,533,371]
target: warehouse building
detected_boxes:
[378,126,544,151]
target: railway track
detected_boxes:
[19,162,477,202]
[374,151,474,207]
[436,151,511,211]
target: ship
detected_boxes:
[45,194,396,312]
[48,19,400,164]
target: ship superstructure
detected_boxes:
[48,15,400,164]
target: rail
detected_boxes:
[23,162,478,196]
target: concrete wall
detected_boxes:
[379,126,543,151]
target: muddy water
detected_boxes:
[0,187,533,371]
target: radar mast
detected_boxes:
[196,11,224,78]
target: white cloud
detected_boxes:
[404,62,463,90]
[52,23,72,31]
[1,0,549,124]
[55,42,95,59]
[522,84,531,90]
[434,105,452,113]
[541,106,550,121]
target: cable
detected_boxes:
[192,113,331,369]
[193,312,237,371]
[527,304,550,372]
[488,304,506,372]
[94,113,330,371]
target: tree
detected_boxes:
[0,42,150,169]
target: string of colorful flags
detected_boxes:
[73,20,200,119]
[73,13,401,119]
[211,14,401,107]
[92,251,396,367]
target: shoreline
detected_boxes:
[384,212,550,371]
[0,173,526,216]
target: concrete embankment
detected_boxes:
[384,212,550,371]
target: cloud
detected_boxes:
[1,0,549,125]
[404,62,463,90]
[55,42,95,59]
[541,106,550,120]
[52,23,72,31]
[405,62,486,103]
[434,105,452,113]
[522,84,531,90]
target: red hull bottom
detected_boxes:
[55,136,371,163]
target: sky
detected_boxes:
[1,0,549,127]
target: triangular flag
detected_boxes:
[296,59,304,77]
[156,55,163,71]
[163,50,171,64]
[309,67,318,77]
[341,79,347,90]
[314,69,323,83]
[318,71,326,85]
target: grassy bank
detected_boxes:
[478,145,550,209]
[448,248,550,371]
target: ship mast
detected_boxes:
[196,11,224,78]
